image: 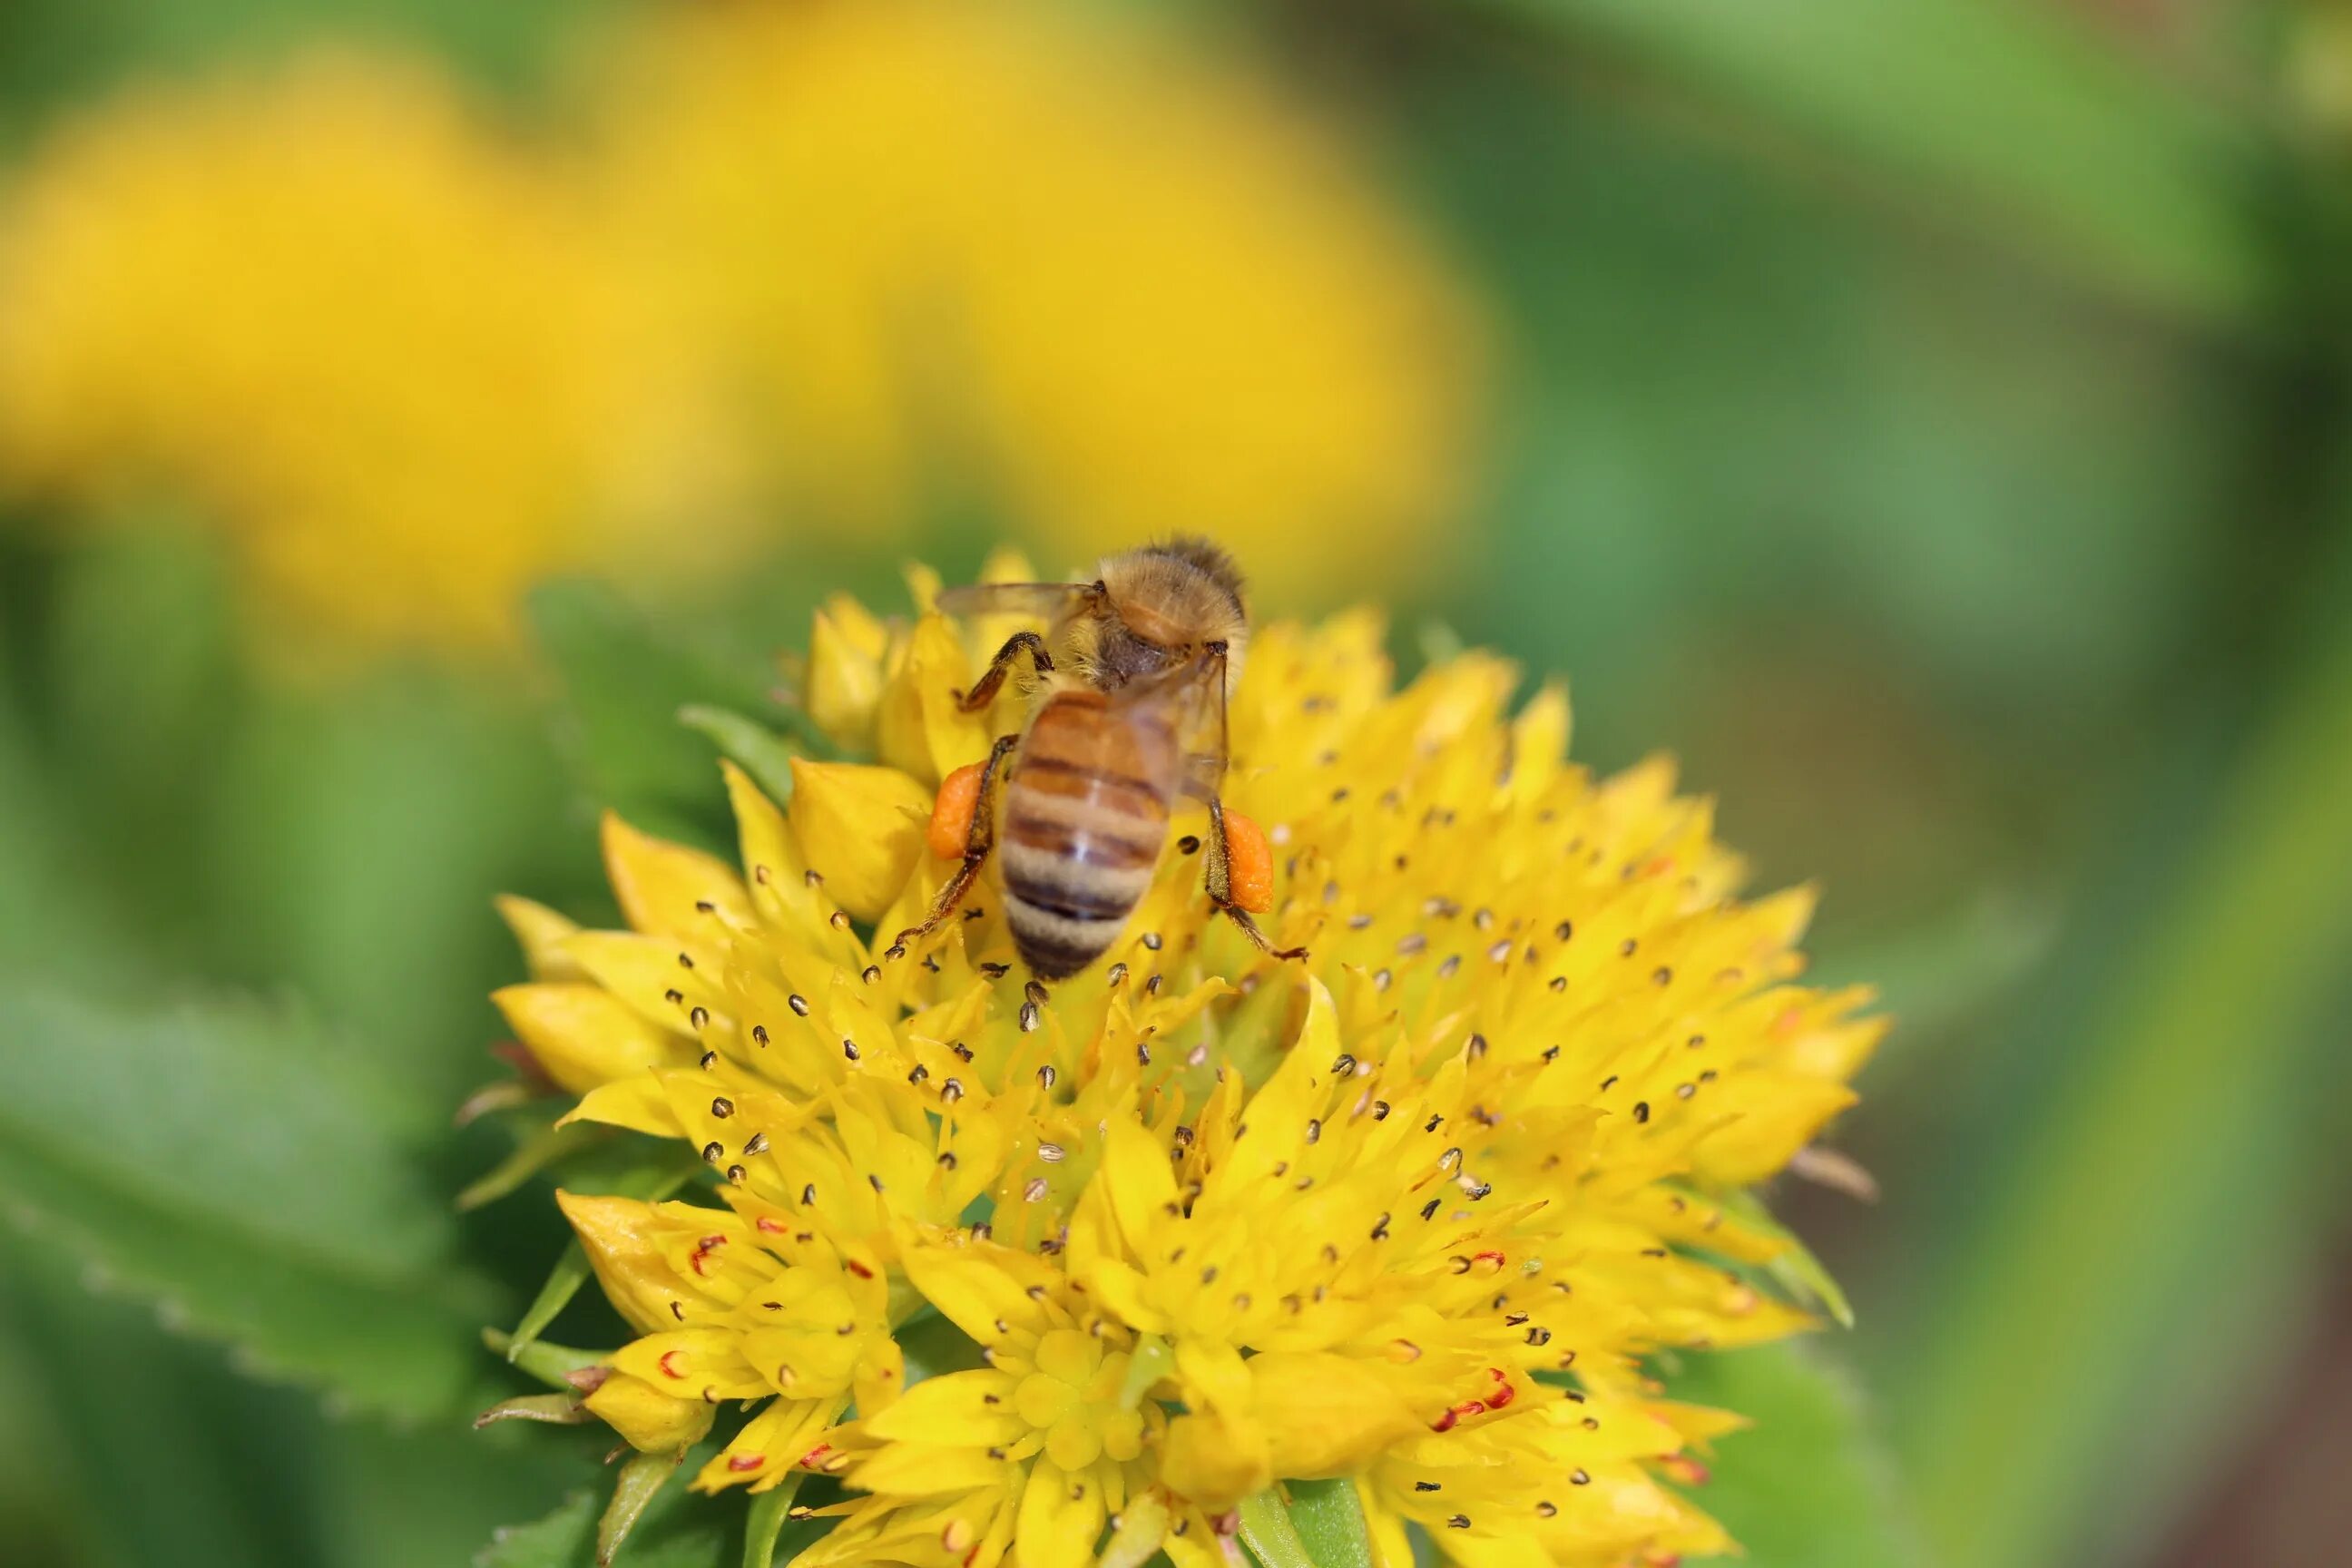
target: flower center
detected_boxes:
[1012,1328,1146,1471]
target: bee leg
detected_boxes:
[956,632,1054,713]
[1202,794,1308,963]
[890,733,1021,955]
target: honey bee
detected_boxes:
[891,538,1308,979]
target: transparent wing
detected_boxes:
[1112,652,1229,796]
[934,582,1093,622]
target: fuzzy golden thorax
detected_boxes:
[1072,536,1250,691]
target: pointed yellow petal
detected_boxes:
[583,1371,716,1452]
[562,1073,684,1139]
[1175,1336,1252,1416]
[1160,1408,1269,1509]
[603,811,754,939]
[1016,1459,1105,1568]
[494,983,684,1094]
[555,1191,699,1335]
[1243,1352,1422,1477]
[901,1240,1057,1345]
[849,1442,1011,1497]
[863,1369,1024,1446]
[495,895,587,982]
[692,1396,841,1494]
[807,594,892,750]
[874,613,992,784]
[787,759,930,921]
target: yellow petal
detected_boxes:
[874,613,992,784]
[493,983,683,1094]
[692,1396,841,1494]
[554,1191,698,1335]
[901,1240,1057,1345]
[1015,1459,1105,1568]
[807,593,892,750]
[1097,1489,1171,1568]
[495,894,587,982]
[1160,1408,1269,1509]
[602,811,754,939]
[862,1369,1023,1446]
[849,1442,1012,1498]
[1175,1337,1251,1416]
[1243,1352,1422,1477]
[561,1073,684,1139]
[559,929,722,1038]
[1095,1117,1179,1256]
[583,1371,715,1452]
[787,759,930,921]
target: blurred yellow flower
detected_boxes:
[0,53,684,654]
[586,0,1482,599]
[492,564,1880,1566]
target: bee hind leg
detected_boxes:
[956,632,1053,713]
[889,733,1021,957]
[1202,794,1308,964]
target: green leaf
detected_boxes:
[1237,1486,1317,1568]
[1282,1479,1372,1568]
[1889,591,2352,1568]
[1675,1342,1922,1568]
[477,1480,731,1568]
[678,703,821,807]
[1490,0,2274,327]
[0,987,491,1419]
[887,1308,991,1396]
[529,580,778,848]
[458,1120,609,1212]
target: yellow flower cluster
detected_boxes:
[495,562,1880,1567]
[0,3,1480,652]
[0,53,650,654]
[585,0,1481,598]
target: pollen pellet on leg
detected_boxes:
[1220,809,1277,912]
[928,763,986,859]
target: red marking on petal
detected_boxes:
[798,1444,835,1470]
[658,1351,686,1379]
[728,1454,765,1472]
[756,1216,786,1234]
[846,1259,875,1279]
[1485,1370,1517,1408]
[1429,1408,1459,1433]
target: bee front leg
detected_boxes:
[890,733,1021,956]
[1202,793,1308,963]
[956,632,1054,713]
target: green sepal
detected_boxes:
[1236,1486,1316,1568]
[483,1327,607,1390]
[601,1448,687,1566]
[1281,1479,1372,1568]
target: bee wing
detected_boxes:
[1112,656,1229,796]
[934,582,1093,622]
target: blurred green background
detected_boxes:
[2,1,2348,1566]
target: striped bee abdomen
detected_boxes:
[999,690,1179,978]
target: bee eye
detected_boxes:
[1091,580,1108,596]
